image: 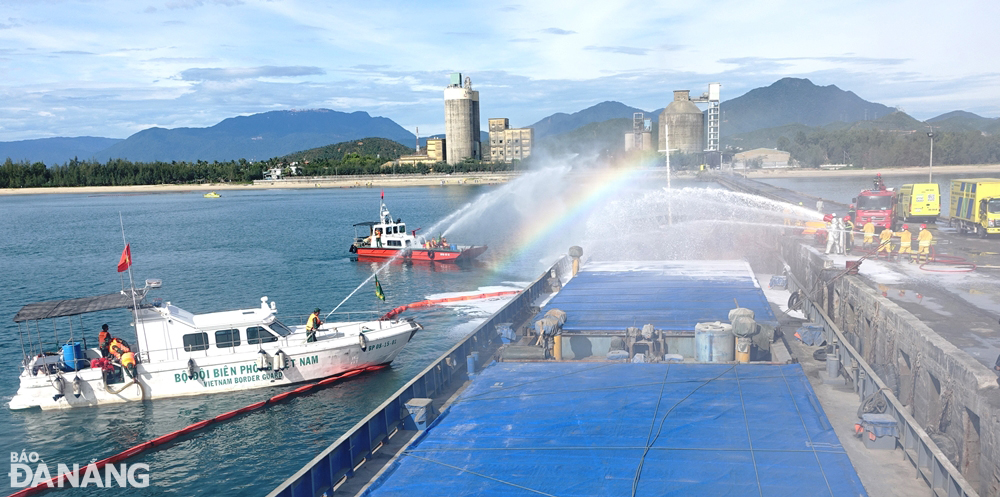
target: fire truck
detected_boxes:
[850,174,896,231]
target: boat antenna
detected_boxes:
[120,213,150,356]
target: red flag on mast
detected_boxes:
[381,189,384,200]
[117,244,132,272]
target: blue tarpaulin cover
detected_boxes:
[861,413,899,438]
[367,363,867,496]
[537,261,777,332]
[796,324,827,346]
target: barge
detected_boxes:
[269,257,886,496]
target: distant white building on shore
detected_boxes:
[264,164,299,180]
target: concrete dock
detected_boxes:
[716,172,1000,497]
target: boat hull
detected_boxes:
[9,320,418,410]
[352,245,487,263]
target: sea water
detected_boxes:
[0,173,722,495]
[0,185,543,495]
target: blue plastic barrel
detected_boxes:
[62,342,84,371]
[695,322,734,362]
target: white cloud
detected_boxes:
[0,0,997,141]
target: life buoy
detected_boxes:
[109,338,131,359]
[358,332,368,352]
[428,250,435,260]
[122,352,137,379]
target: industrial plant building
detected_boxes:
[488,118,533,163]
[624,113,653,152]
[396,138,445,166]
[444,73,481,165]
[659,90,705,155]
[656,83,721,157]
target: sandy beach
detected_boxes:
[0,172,520,196]
[4,164,1000,195]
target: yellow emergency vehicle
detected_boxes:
[894,183,939,225]
[949,178,1000,238]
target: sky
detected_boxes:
[1,0,998,142]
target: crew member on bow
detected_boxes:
[306,308,323,342]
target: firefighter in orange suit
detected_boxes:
[863,221,876,249]
[877,227,893,259]
[917,224,933,263]
[897,225,913,262]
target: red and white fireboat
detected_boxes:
[349,201,487,263]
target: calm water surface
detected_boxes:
[0,173,709,495]
[0,185,542,495]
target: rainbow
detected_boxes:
[486,154,663,272]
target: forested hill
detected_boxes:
[0,137,122,166]
[93,109,416,163]
[719,78,896,136]
[284,137,414,162]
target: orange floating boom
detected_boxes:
[380,290,521,320]
[7,364,388,497]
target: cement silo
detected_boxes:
[658,90,704,154]
[444,73,481,165]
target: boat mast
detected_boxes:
[120,213,150,358]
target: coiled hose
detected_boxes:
[857,388,888,418]
[918,247,976,272]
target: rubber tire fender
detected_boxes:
[358,332,368,352]
[787,291,803,311]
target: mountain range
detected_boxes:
[528,101,662,139]
[2,78,998,165]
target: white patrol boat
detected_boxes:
[9,279,421,410]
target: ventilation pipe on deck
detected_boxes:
[826,345,841,382]
[569,246,583,277]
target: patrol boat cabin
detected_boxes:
[9,279,421,410]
